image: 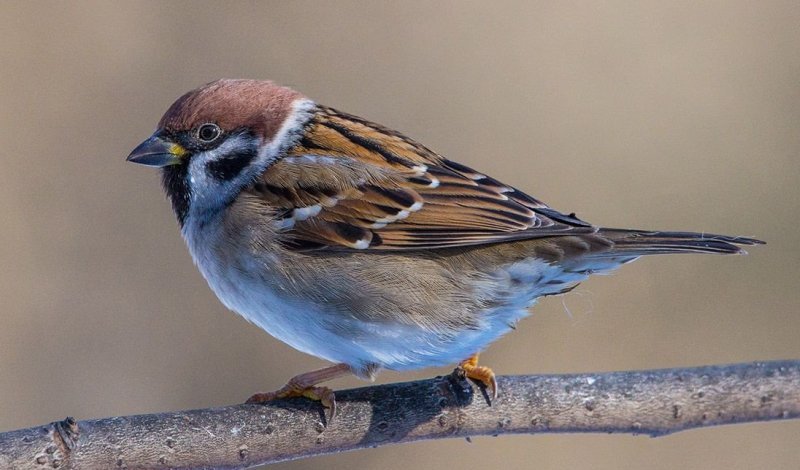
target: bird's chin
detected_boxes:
[160,163,191,226]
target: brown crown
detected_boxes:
[157,79,306,141]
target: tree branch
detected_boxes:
[1,360,798,469]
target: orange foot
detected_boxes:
[246,363,351,422]
[458,353,498,400]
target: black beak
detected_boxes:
[126,136,185,167]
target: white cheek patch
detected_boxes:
[187,134,257,209]
[185,99,317,218]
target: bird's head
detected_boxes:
[127,79,313,225]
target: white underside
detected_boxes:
[182,216,628,375]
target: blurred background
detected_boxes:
[1,1,798,469]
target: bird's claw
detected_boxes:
[246,383,337,422]
[458,354,498,401]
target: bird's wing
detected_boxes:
[249,106,596,250]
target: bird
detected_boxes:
[127,79,762,418]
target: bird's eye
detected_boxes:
[196,123,221,143]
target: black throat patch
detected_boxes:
[161,163,191,226]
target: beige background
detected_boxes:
[1,1,798,469]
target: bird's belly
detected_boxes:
[195,257,585,374]
[201,261,514,373]
[188,251,521,373]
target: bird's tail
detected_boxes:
[532,229,762,298]
[596,228,764,257]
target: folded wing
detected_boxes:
[248,106,595,251]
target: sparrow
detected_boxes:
[127,79,762,417]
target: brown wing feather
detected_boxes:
[248,106,595,251]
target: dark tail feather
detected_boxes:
[598,229,765,256]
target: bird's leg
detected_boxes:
[245,363,352,421]
[457,353,498,400]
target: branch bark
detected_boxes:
[1,360,798,469]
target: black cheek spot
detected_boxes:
[206,149,257,181]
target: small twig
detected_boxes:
[0,360,798,469]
